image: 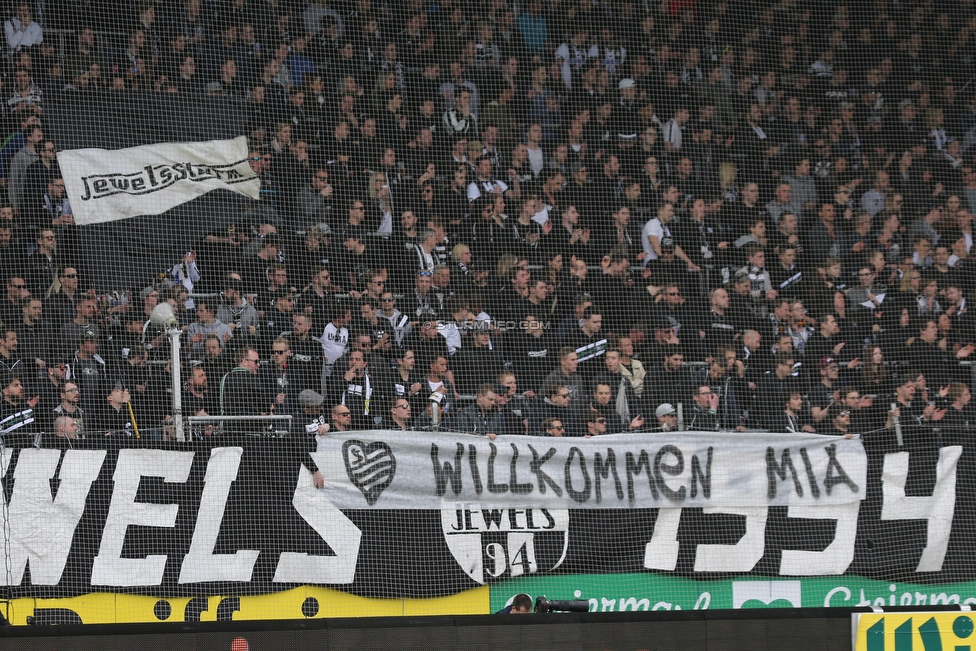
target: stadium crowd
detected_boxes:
[0,0,975,444]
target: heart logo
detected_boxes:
[342,439,397,505]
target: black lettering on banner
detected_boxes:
[482,509,504,530]
[450,509,464,531]
[798,447,821,498]
[767,447,803,499]
[593,449,624,503]
[468,444,483,495]
[487,443,510,494]
[508,509,524,530]
[823,444,859,495]
[539,508,557,529]
[653,445,687,503]
[564,447,592,503]
[509,444,533,494]
[690,447,713,498]
[430,443,464,496]
[78,160,252,201]
[528,445,562,496]
[625,450,659,502]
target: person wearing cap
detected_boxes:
[0,373,39,447]
[615,78,639,137]
[456,328,504,395]
[72,330,108,416]
[810,355,843,423]
[241,232,283,294]
[654,403,677,431]
[290,231,335,293]
[97,382,134,436]
[50,373,83,426]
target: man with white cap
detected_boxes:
[655,403,677,431]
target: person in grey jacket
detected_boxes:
[216,276,260,341]
[784,157,818,220]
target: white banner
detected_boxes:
[314,431,868,510]
[57,136,260,225]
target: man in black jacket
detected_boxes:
[219,347,272,435]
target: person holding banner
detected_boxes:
[774,391,816,434]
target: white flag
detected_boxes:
[57,136,261,226]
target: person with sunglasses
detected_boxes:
[216,346,272,435]
[389,398,413,431]
[530,382,582,437]
[539,417,565,437]
[260,338,298,421]
[584,412,609,437]
[827,403,856,439]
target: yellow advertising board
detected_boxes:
[2,586,489,625]
[853,612,976,650]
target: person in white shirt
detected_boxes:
[320,306,351,371]
[4,3,42,54]
[642,202,701,270]
[554,25,597,89]
[662,106,690,155]
[467,156,509,202]
[524,123,546,177]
